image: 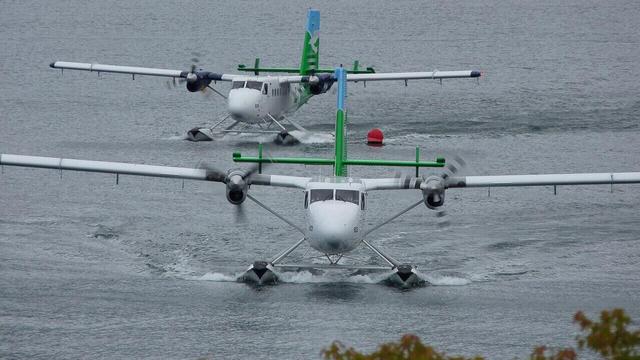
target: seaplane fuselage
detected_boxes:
[227,77,308,124]
[303,179,366,255]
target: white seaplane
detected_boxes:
[49,9,481,144]
[3,68,640,287]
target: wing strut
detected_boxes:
[246,194,305,235]
[365,199,424,237]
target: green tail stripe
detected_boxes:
[299,31,319,75]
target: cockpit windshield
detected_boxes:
[335,190,359,205]
[246,81,262,91]
[309,189,360,205]
[310,189,333,203]
[232,81,245,89]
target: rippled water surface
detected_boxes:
[1,0,640,359]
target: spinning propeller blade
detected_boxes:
[165,76,186,89]
[441,155,467,180]
[195,161,226,182]
[163,52,225,99]
[196,151,272,223]
[435,155,467,228]
[235,203,248,223]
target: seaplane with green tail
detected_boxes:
[3,67,640,287]
[49,9,481,144]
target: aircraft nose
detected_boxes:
[228,89,261,120]
[308,202,361,254]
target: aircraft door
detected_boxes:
[265,79,278,116]
[358,192,366,239]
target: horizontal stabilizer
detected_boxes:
[232,152,446,168]
[237,64,375,75]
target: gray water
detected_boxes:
[1,0,640,359]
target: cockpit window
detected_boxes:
[335,190,359,205]
[310,189,333,203]
[246,81,262,90]
[232,81,245,89]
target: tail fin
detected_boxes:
[299,9,320,75]
[334,67,347,176]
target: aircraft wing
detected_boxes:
[50,61,238,81]
[346,70,481,82]
[0,154,310,189]
[446,173,640,188]
[279,70,480,85]
[279,75,314,84]
[362,172,640,191]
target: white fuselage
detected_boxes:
[227,77,309,124]
[302,178,366,255]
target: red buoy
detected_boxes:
[367,128,384,146]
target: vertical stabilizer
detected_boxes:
[334,67,347,177]
[300,9,320,75]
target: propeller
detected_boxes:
[388,167,446,228]
[397,155,467,228]
[433,155,467,228]
[196,161,226,182]
[196,158,269,222]
[166,63,198,86]
[441,155,467,181]
[234,203,247,223]
[165,53,225,98]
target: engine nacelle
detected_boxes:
[186,78,212,92]
[185,71,215,92]
[225,172,248,205]
[308,74,334,95]
[421,176,445,209]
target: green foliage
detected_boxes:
[529,346,577,360]
[322,334,483,360]
[574,309,640,360]
[322,309,640,360]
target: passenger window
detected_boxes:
[310,189,333,203]
[246,81,262,90]
[232,81,245,89]
[335,190,359,205]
